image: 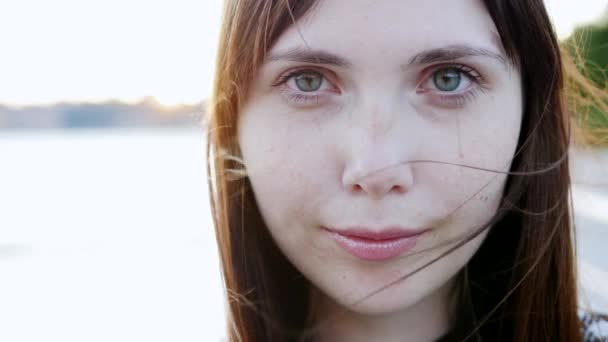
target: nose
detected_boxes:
[340,90,417,199]
[342,150,414,199]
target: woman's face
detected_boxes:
[238,0,522,315]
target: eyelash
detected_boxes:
[271,64,488,108]
[418,64,488,108]
[271,68,334,106]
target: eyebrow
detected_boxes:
[265,44,508,68]
[407,44,508,66]
[266,47,352,68]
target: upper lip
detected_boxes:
[323,226,428,240]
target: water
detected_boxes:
[0,129,606,341]
[0,128,225,342]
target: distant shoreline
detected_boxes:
[0,98,205,130]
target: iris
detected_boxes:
[295,72,323,92]
[433,68,461,92]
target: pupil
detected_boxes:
[295,72,322,92]
[433,68,461,91]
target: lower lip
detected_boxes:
[326,230,424,261]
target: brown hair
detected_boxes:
[205,1,607,341]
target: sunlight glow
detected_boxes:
[545,0,608,38]
[0,0,222,107]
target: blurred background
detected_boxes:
[0,1,607,341]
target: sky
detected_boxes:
[0,0,606,107]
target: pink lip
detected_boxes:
[323,227,428,261]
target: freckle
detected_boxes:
[314,116,322,133]
[456,112,464,158]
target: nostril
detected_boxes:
[392,185,405,193]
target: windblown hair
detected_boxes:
[205,1,608,341]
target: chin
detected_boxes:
[346,296,421,316]
[324,277,438,317]
[315,254,463,319]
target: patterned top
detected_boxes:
[434,310,608,341]
[580,310,608,342]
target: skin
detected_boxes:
[238,0,523,341]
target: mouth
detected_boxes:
[322,226,428,262]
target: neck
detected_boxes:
[312,276,458,342]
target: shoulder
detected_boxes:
[579,309,608,342]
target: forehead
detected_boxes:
[270,0,502,64]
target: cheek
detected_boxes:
[428,123,520,233]
[420,159,509,238]
[238,107,325,239]
[416,98,521,233]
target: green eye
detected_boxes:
[294,72,323,92]
[433,68,462,91]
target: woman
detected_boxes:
[205,0,608,341]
